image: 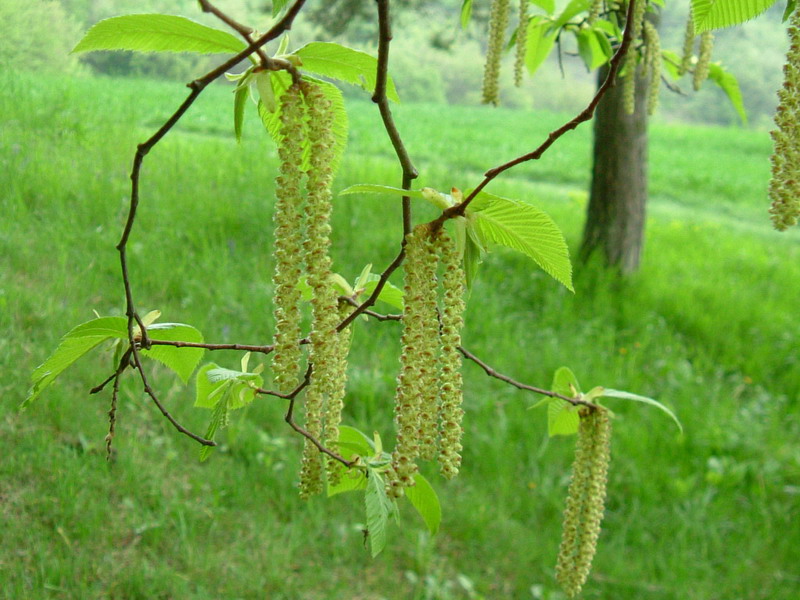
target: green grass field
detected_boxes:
[2,70,799,599]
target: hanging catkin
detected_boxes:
[677,13,695,76]
[693,31,714,90]
[435,229,466,479]
[555,407,612,598]
[643,20,661,116]
[514,0,529,88]
[621,0,647,115]
[297,81,342,498]
[271,83,306,394]
[482,0,510,105]
[769,7,800,230]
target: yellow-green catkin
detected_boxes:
[386,225,435,498]
[514,0,529,88]
[677,13,695,76]
[482,0,510,105]
[693,30,713,91]
[298,81,340,499]
[769,8,800,230]
[588,0,603,25]
[415,233,442,462]
[643,19,661,115]
[271,83,306,394]
[555,407,612,598]
[325,303,354,486]
[622,0,647,115]
[435,229,466,479]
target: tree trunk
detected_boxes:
[579,63,649,273]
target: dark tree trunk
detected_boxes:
[579,63,649,273]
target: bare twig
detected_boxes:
[105,372,121,460]
[432,0,641,227]
[459,345,596,408]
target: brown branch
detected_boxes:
[105,372,121,461]
[431,0,641,228]
[339,296,402,321]
[459,345,596,408]
[150,340,276,354]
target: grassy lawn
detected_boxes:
[1,70,799,599]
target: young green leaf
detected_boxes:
[552,366,581,397]
[532,0,557,15]
[708,63,748,125]
[140,323,205,383]
[328,467,368,496]
[25,318,125,407]
[72,14,247,55]
[293,42,400,102]
[469,191,573,291]
[338,184,426,201]
[272,0,290,17]
[460,0,474,28]
[691,0,775,33]
[525,17,557,77]
[548,399,580,437]
[200,395,229,462]
[551,0,591,30]
[576,26,608,70]
[404,472,442,535]
[365,469,394,557]
[599,389,683,433]
[194,362,262,410]
[362,275,405,311]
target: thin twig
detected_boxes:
[432,0,640,228]
[339,296,402,321]
[281,365,354,467]
[198,0,270,66]
[105,373,121,460]
[459,345,596,408]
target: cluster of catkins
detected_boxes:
[555,406,612,598]
[769,7,800,231]
[270,81,352,498]
[385,224,467,499]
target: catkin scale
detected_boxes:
[769,9,800,230]
[555,407,612,598]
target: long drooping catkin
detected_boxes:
[298,81,341,498]
[693,31,714,91]
[514,0,528,88]
[482,0,510,105]
[677,13,695,76]
[325,303,354,487]
[555,407,612,598]
[769,8,800,231]
[435,229,466,479]
[643,20,662,116]
[271,83,306,394]
[386,225,435,498]
[622,0,647,115]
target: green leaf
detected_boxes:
[141,323,205,383]
[525,17,557,76]
[294,42,400,102]
[661,49,683,79]
[463,233,483,290]
[362,276,404,311]
[272,0,290,17]
[599,389,684,433]
[337,425,375,456]
[551,0,591,30]
[365,469,393,557]
[258,72,349,175]
[25,317,128,407]
[328,467,368,496]
[691,0,777,32]
[548,398,580,437]
[200,396,229,462]
[469,192,573,291]
[532,0,557,14]
[404,473,441,535]
[72,14,247,55]
[708,63,748,125]
[545,367,582,437]
[784,0,797,21]
[461,0,474,28]
[576,27,608,70]
[339,184,426,201]
[194,362,262,410]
